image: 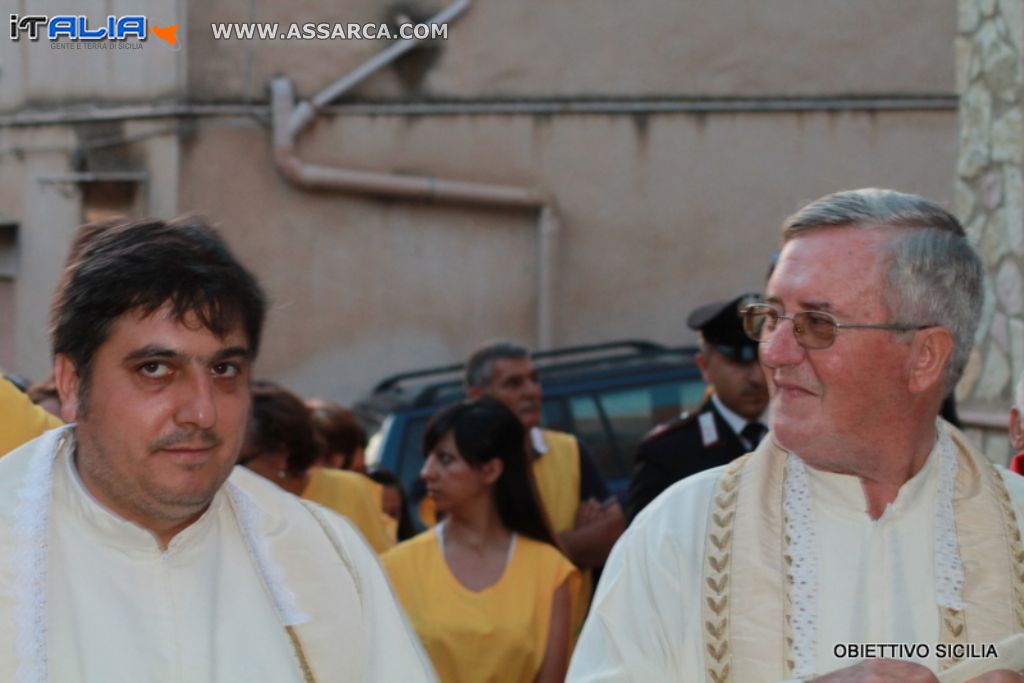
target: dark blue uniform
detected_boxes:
[626,397,749,521]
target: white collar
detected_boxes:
[530,426,548,455]
[782,421,962,677]
[12,426,310,683]
[710,393,764,436]
[801,433,939,520]
[59,436,222,555]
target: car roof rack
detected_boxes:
[370,339,668,394]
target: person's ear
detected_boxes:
[479,457,504,486]
[696,352,711,385]
[466,385,483,400]
[53,354,82,422]
[906,327,954,395]
[1010,407,1024,451]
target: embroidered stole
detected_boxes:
[8,428,370,683]
[701,422,1024,683]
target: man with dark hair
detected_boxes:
[0,218,434,680]
[464,341,625,590]
[569,190,1024,682]
[626,294,769,519]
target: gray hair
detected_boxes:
[782,188,983,391]
[464,340,530,390]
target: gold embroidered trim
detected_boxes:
[286,626,318,683]
[991,466,1024,631]
[226,493,323,683]
[938,607,967,670]
[702,455,748,683]
[782,527,796,677]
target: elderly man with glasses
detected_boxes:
[568,189,1024,683]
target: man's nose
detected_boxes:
[174,371,218,430]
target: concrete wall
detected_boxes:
[0,0,185,378]
[0,0,961,406]
[955,0,1024,464]
[0,0,184,110]
[179,109,956,401]
[186,0,954,100]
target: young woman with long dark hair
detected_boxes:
[382,397,580,683]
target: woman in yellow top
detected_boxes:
[240,382,394,553]
[1,375,63,456]
[382,397,580,683]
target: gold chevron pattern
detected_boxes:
[992,466,1024,632]
[701,455,749,683]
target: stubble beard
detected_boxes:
[74,427,234,531]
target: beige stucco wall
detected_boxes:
[178,109,956,401]
[0,120,181,378]
[0,0,961,407]
[187,0,954,100]
[0,0,184,110]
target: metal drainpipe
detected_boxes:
[268,4,559,349]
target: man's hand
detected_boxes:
[808,661,1024,683]
[574,497,603,527]
[809,659,939,682]
[559,498,626,568]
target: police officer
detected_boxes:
[626,294,770,520]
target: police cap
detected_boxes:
[687,293,761,363]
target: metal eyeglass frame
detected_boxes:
[740,303,934,350]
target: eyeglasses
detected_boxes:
[740,303,934,350]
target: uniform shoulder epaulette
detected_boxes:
[642,410,698,442]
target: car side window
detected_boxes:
[567,395,618,477]
[396,417,429,494]
[567,379,707,484]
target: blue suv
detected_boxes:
[357,340,707,523]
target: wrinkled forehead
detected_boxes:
[491,356,536,380]
[105,303,252,354]
[767,228,891,313]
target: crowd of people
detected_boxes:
[1,188,1023,681]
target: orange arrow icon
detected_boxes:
[151,24,178,46]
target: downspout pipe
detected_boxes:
[269,20,560,347]
[288,0,472,138]
[272,77,551,208]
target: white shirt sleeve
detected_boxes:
[567,471,722,682]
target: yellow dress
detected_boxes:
[532,429,593,633]
[382,528,580,683]
[302,468,395,554]
[0,378,62,456]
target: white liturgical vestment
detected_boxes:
[568,420,1024,683]
[0,427,437,683]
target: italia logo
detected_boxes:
[9,15,178,45]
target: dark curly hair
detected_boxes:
[50,216,266,409]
